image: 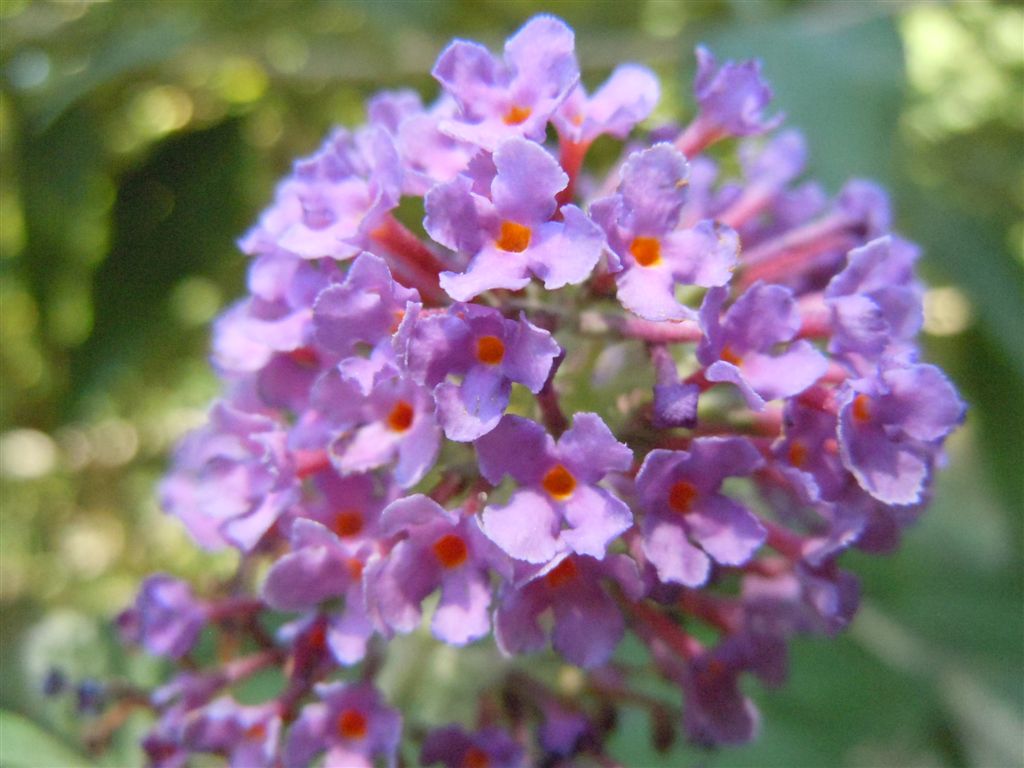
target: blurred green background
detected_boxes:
[1,1,1021,766]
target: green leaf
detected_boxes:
[0,710,92,768]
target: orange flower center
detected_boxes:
[336,709,368,740]
[244,723,267,742]
[542,464,576,501]
[545,557,578,588]
[503,105,532,125]
[432,533,469,569]
[496,220,532,252]
[720,345,743,366]
[386,400,414,432]
[668,480,698,514]
[629,236,662,267]
[787,441,808,469]
[332,510,363,538]
[476,335,506,365]
[852,393,872,424]
[345,557,364,581]
[462,746,491,768]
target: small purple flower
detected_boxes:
[825,236,923,363]
[651,344,700,429]
[261,519,375,665]
[475,413,633,563]
[239,127,402,261]
[433,15,579,150]
[366,495,510,645]
[553,64,660,146]
[681,645,760,747]
[404,303,561,440]
[592,144,739,321]
[837,361,965,505]
[180,698,281,768]
[494,553,641,668]
[421,725,526,768]
[635,438,767,587]
[698,282,828,410]
[772,398,846,503]
[313,252,420,358]
[428,138,605,300]
[159,402,297,551]
[284,682,401,768]
[679,46,782,153]
[118,575,207,659]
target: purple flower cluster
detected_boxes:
[112,16,964,766]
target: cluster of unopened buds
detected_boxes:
[103,15,965,768]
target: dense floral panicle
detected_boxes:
[118,576,206,659]
[476,413,633,563]
[422,725,526,768]
[433,15,579,150]
[430,137,604,300]
[129,13,965,765]
[698,282,828,410]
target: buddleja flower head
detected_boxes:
[105,15,965,768]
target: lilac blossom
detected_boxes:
[553,64,660,145]
[180,699,281,768]
[118,575,206,660]
[366,495,510,645]
[404,303,561,440]
[475,413,633,563]
[635,438,766,587]
[698,282,828,410]
[592,144,739,321]
[433,15,579,150]
[284,682,401,768]
[428,137,604,300]
[421,725,526,768]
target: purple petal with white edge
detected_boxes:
[435,367,510,442]
[560,484,632,559]
[882,364,965,442]
[482,489,563,563]
[433,568,493,645]
[423,175,485,255]
[491,138,567,223]
[557,412,633,480]
[439,244,532,301]
[706,360,767,411]
[617,263,695,322]
[581,64,660,142]
[327,603,374,666]
[474,415,550,485]
[618,143,689,235]
[642,517,711,587]
[503,314,561,393]
[687,495,766,565]
[333,422,401,476]
[662,221,738,287]
[740,342,828,402]
[527,205,605,289]
[379,494,459,538]
[551,582,623,668]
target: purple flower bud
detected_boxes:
[118,575,207,659]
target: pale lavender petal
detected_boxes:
[882,364,965,442]
[503,314,561,393]
[688,495,766,565]
[557,412,633,479]
[560,484,632,559]
[491,138,566,223]
[662,221,738,287]
[579,64,659,142]
[551,584,623,668]
[474,415,549,485]
[379,494,458,538]
[527,205,604,289]
[431,41,502,111]
[423,175,485,254]
[740,342,827,402]
[642,517,711,587]
[494,585,547,657]
[482,489,563,563]
[439,245,532,301]
[327,602,374,666]
[706,360,767,411]
[618,143,689,235]
[435,367,510,442]
[433,568,492,645]
[393,412,441,488]
[617,264,694,322]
